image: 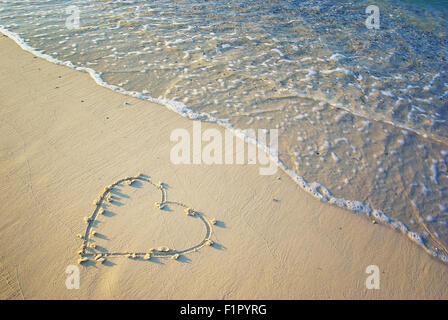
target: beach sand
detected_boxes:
[0,33,447,299]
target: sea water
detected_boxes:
[1,0,447,262]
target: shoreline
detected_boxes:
[0,32,448,299]
[1,26,445,266]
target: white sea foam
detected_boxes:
[329,53,346,61]
[1,24,446,264]
[431,164,439,185]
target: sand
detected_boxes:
[0,32,447,300]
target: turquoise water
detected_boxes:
[1,0,448,262]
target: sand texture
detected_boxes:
[0,34,447,299]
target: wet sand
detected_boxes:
[0,33,447,299]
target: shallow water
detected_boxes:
[1,0,447,262]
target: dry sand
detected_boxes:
[0,33,447,299]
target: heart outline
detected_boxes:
[76,173,217,265]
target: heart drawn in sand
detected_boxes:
[76,173,218,265]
